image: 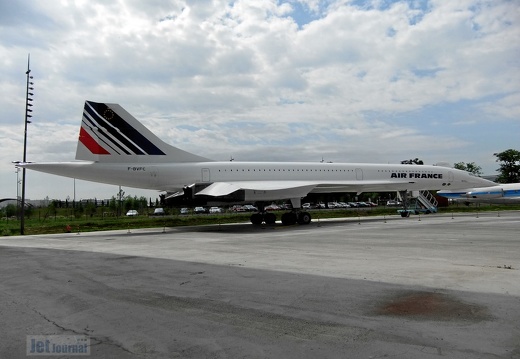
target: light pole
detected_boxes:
[20,54,34,235]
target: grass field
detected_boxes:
[2,204,519,236]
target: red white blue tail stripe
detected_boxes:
[79,101,166,156]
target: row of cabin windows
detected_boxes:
[215,169,440,173]
[217,169,355,172]
[377,170,438,173]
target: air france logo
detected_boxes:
[391,172,443,179]
[103,108,114,121]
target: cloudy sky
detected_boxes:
[1,0,519,202]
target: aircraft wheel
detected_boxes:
[281,212,297,226]
[264,212,277,224]
[250,213,263,225]
[400,211,410,218]
[297,211,311,225]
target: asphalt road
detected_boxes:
[1,211,519,358]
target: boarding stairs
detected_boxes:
[412,190,438,213]
[397,190,438,216]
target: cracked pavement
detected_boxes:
[1,211,519,358]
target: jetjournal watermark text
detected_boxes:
[27,335,90,356]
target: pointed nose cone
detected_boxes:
[471,176,495,188]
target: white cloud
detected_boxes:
[1,0,518,200]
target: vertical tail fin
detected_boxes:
[76,101,211,163]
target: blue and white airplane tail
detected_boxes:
[75,101,212,163]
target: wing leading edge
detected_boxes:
[196,181,316,197]
[195,179,415,198]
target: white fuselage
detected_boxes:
[26,161,494,202]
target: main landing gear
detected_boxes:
[281,211,311,225]
[249,211,312,225]
[250,212,277,225]
[249,201,312,226]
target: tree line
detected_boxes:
[402,149,520,183]
[2,195,155,219]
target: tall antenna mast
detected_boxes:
[20,53,34,235]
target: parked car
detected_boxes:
[386,200,402,207]
[194,206,207,214]
[153,208,165,216]
[209,207,223,214]
[281,203,293,210]
[265,204,280,211]
[126,210,138,216]
[242,204,258,212]
[231,205,245,212]
[180,208,189,215]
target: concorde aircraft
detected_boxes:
[438,183,520,205]
[18,101,496,225]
